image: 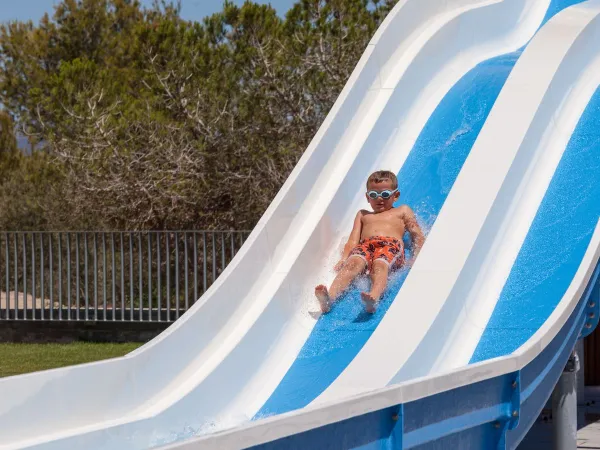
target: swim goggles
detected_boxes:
[367,188,398,200]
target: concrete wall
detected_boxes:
[0,320,168,343]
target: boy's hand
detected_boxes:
[334,260,346,272]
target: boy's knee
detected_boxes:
[372,260,390,274]
[345,257,366,272]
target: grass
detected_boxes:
[0,342,143,378]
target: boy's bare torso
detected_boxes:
[359,205,414,241]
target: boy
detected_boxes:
[315,170,425,314]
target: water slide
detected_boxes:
[2,0,600,448]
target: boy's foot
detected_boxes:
[361,292,378,314]
[315,285,331,313]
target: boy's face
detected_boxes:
[366,179,399,213]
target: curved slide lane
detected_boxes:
[257,49,521,418]
[471,87,600,363]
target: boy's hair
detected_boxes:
[366,170,398,190]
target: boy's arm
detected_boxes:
[401,206,425,266]
[335,211,364,270]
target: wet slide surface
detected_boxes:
[256,51,517,418]
[471,86,600,362]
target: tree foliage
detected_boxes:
[0,0,397,230]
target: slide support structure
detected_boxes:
[391,404,404,449]
[552,351,580,450]
[579,283,599,339]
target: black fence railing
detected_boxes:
[0,231,250,322]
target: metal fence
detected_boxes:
[0,231,250,322]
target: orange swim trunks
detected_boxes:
[348,236,405,272]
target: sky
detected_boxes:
[0,0,297,24]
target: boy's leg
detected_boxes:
[369,260,390,299]
[329,257,367,299]
[361,260,389,313]
[315,256,367,313]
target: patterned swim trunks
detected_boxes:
[348,236,405,272]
